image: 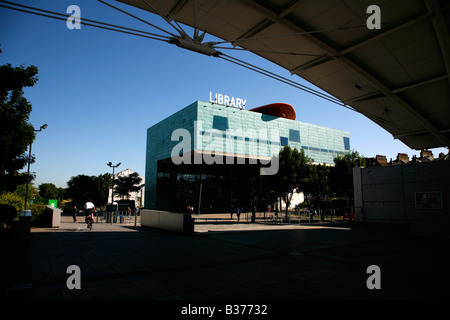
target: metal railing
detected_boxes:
[253,206,356,224]
[95,210,141,227]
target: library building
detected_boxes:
[145,95,350,213]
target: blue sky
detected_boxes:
[1,0,447,188]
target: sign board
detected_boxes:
[414,192,443,209]
[209,92,246,109]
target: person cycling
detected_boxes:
[84,199,95,230]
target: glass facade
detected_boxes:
[145,101,350,210]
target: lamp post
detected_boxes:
[107,162,121,205]
[24,124,48,209]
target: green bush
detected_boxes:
[0,190,57,227]
[0,192,24,214]
[29,204,48,226]
[0,204,18,229]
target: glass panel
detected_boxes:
[343,137,350,150]
[212,115,228,131]
[289,129,300,142]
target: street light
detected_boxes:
[24,124,48,209]
[107,162,121,205]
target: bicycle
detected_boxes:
[85,216,93,231]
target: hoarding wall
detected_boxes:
[353,160,449,224]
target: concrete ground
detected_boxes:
[2,214,449,313]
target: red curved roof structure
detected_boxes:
[249,103,296,120]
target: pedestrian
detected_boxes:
[72,205,77,222]
[236,207,241,222]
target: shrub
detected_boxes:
[0,192,24,214]
[29,204,47,226]
[0,204,18,229]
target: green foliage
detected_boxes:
[0,191,23,213]
[66,173,112,206]
[30,204,53,227]
[309,163,331,198]
[258,148,365,214]
[95,173,112,204]
[114,172,144,199]
[38,183,59,199]
[0,183,47,221]
[15,183,39,200]
[266,146,314,217]
[0,204,17,229]
[0,54,39,193]
[330,151,366,198]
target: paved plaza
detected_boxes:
[2,214,450,309]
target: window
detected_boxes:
[289,129,300,142]
[280,136,288,146]
[212,115,228,131]
[343,137,350,150]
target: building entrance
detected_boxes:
[155,156,262,214]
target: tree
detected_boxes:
[0,48,39,193]
[330,151,366,198]
[0,191,23,214]
[114,172,144,200]
[95,173,112,205]
[38,183,59,199]
[66,175,94,205]
[15,183,39,201]
[57,187,66,204]
[274,146,313,219]
[66,173,111,207]
[308,163,331,198]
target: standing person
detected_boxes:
[84,199,95,228]
[185,205,194,215]
[72,205,78,222]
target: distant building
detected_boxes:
[107,168,145,207]
[366,149,449,167]
[392,153,409,165]
[366,155,388,166]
